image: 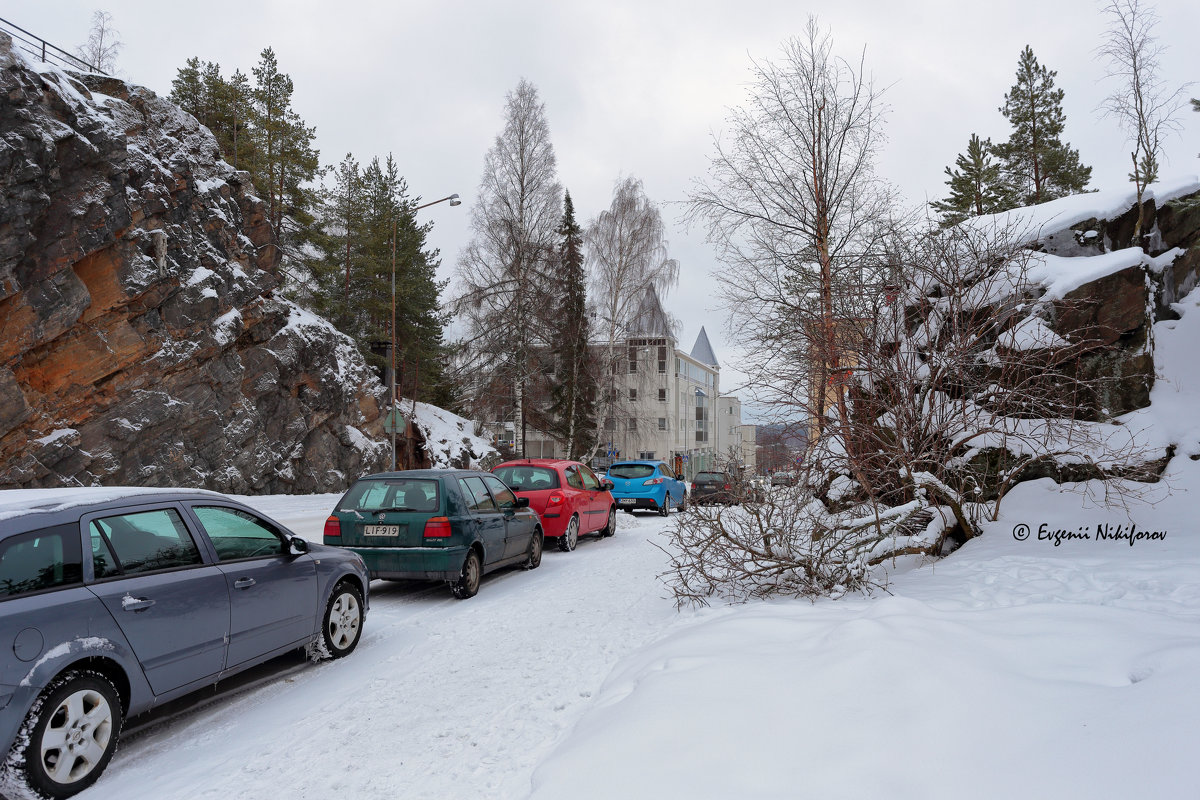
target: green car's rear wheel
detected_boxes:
[452,550,481,599]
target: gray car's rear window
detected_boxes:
[0,524,84,599]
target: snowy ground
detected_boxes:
[69,469,1199,800]
[76,293,1200,800]
[86,500,681,800]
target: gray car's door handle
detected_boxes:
[234,577,256,589]
[122,597,155,611]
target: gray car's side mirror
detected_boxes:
[289,537,309,555]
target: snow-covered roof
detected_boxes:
[0,487,224,522]
[690,327,719,368]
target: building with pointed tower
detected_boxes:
[506,285,752,477]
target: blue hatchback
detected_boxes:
[606,460,687,516]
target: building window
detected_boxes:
[628,418,638,432]
[629,345,638,373]
[605,417,615,430]
[658,388,667,402]
[658,418,667,431]
[658,346,667,373]
[629,388,638,402]
[639,451,655,459]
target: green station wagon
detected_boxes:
[323,470,543,599]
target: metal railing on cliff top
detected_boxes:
[0,16,108,75]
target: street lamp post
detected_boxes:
[390,193,461,472]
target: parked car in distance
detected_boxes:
[690,470,740,505]
[492,460,616,551]
[324,469,543,599]
[0,487,368,799]
[770,471,797,487]
[606,460,687,516]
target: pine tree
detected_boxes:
[546,191,598,458]
[250,48,321,279]
[930,134,1018,225]
[226,70,255,171]
[169,57,204,119]
[994,46,1092,205]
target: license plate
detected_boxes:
[363,525,400,537]
[618,498,636,505]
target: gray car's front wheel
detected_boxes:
[322,582,364,659]
[16,669,122,799]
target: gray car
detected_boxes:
[0,488,369,798]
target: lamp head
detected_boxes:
[449,193,462,206]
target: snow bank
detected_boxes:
[963,174,1200,244]
[531,285,1200,799]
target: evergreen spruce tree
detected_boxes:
[308,154,453,404]
[930,133,1018,224]
[546,191,598,458]
[994,46,1092,205]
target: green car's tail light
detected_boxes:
[423,517,452,538]
[323,516,341,537]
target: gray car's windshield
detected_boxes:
[608,464,656,479]
[342,479,440,512]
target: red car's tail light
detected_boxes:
[723,484,731,490]
[643,477,663,485]
[323,516,341,537]
[423,517,453,538]
[547,490,565,505]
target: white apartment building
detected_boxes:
[515,286,749,478]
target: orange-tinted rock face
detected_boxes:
[0,35,388,492]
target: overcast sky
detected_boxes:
[14,0,1200,417]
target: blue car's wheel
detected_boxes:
[659,494,671,516]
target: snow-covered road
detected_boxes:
[90,499,682,800]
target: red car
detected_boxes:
[492,459,616,551]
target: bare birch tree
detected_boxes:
[1097,0,1192,239]
[76,10,122,73]
[685,17,893,448]
[663,217,1158,607]
[454,79,562,456]
[586,176,679,459]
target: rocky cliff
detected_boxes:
[0,34,391,492]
